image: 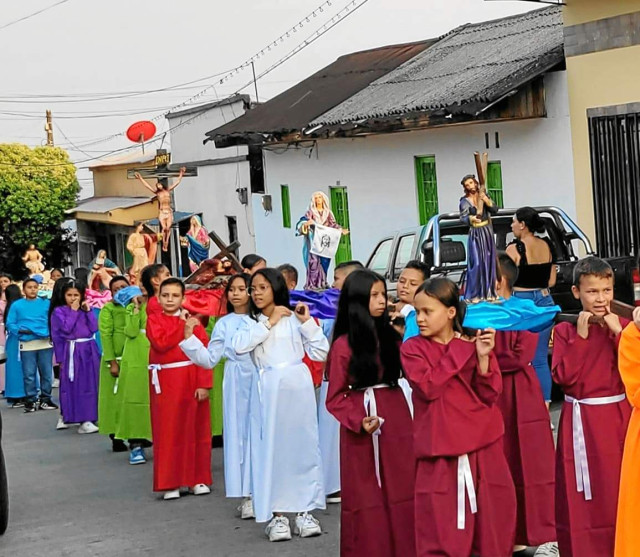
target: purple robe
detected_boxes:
[51,307,100,423]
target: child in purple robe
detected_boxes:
[50,279,101,434]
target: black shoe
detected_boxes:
[11,400,25,408]
[112,439,128,453]
[23,402,37,413]
[38,399,59,411]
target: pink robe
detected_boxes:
[326,335,415,557]
[552,321,631,557]
[401,336,516,557]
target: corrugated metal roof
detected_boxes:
[166,94,250,119]
[66,196,153,214]
[312,6,563,126]
[205,40,434,143]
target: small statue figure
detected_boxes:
[126,222,159,283]
[180,215,210,273]
[296,191,348,290]
[88,249,121,292]
[134,167,186,252]
[22,244,45,275]
[459,152,499,303]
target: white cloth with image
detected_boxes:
[310,224,342,259]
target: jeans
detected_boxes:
[512,290,555,401]
[21,348,53,403]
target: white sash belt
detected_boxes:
[256,360,303,439]
[565,393,626,500]
[457,454,477,530]
[68,337,93,382]
[148,361,192,394]
[140,329,146,334]
[363,384,389,488]
[113,357,122,394]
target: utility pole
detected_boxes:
[251,61,259,104]
[45,110,54,146]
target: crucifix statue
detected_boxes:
[129,149,197,252]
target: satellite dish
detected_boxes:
[126,121,156,143]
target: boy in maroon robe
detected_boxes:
[552,257,630,557]
[401,278,516,557]
[146,278,213,500]
[495,254,556,553]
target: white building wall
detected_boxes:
[167,98,256,255]
[252,71,575,276]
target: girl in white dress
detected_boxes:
[180,273,256,518]
[233,268,329,542]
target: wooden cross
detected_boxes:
[127,149,198,181]
[474,151,489,215]
[208,230,242,272]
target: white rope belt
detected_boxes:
[148,361,192,394]
[565,393,626,500]
[113,357,122,394]
[68,337,93,382]
[257,360,303,439]
[363,384,389,488]
[457,454,477,530]
[140,329,146,334]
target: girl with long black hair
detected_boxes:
[181,273,257,517]
[400,278,516,557]
[4,285,25,406]
[231,268,328,542]
[326,269,415,557]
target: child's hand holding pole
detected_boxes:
[194,388,209,402]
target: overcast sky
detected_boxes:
[0,0,536,189]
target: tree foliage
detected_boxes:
[0,144,79,278]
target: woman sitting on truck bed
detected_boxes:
[459,174,499,302]
[506,206,557,407]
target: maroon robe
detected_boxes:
[147,312,212,492]
[401,336,516,557]
[494,330,556,546]
[552,321,631,557]
[326,335,415,557]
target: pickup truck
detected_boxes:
[366,206,639,311]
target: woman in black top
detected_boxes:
[506,207,556,405]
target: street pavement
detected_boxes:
[0,395,340,557]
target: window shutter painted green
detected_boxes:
[414,156,439,225]
[281,185,291,228]
[487,161,504,209]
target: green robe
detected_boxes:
[115,302,152,441]
[98,302,127,435]
[207,317,225,436]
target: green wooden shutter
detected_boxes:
[330,187,352,265]
[414,156,439,225]
[281,185,291,228]
[487,161,504,208]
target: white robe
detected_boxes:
[233,314,328,522]
[180,313,256,498]
[318,379,341,495]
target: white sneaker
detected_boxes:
[56,417,69,430]
[294,512,322,538]
[190,484,211,496]
[163,489,181,500]
[265,516,292,542]
[535,542,559,556]
[238,497,255,519]
[77,421,99,434]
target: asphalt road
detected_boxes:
[0,396,340,557]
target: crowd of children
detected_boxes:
[5,246,640,556]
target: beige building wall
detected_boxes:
[91,162,156,198]
[563,0,640,244]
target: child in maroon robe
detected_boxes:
[326,269,415,557]
[400,278,516,557]
[495,254,556,554]
[552,257,631,557]
[146,278,212,500]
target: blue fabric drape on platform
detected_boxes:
[289,289,341,320]
[463,296,560,332]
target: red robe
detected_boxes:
[401,336,516,557]
[326,335,415,557]
[147,312,212,492]
[494,330,556,546]
[552,321,631,557]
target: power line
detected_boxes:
[0,0,72,32]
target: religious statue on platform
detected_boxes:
[296,191,348,290]
[88,249,121,292]
[22,244,45,275]
[180,215,210,273]
[134,167,186,252]
[459,152,499,303]
[126,222,159,283]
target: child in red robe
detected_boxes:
[326,269,415,557]
[552,256,630,556]
[400,277,516,557]
[495,254,556,554]
[146,277,212,500]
